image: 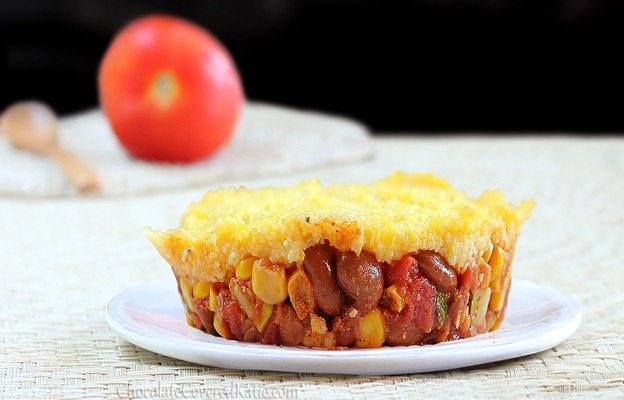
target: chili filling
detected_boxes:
[177,242,512,349]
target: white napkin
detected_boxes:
[0,102,372,196]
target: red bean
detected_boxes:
[336,251,384,315]
[304,244,343,316]
[415,251,458,292]
[331,310,360,347]
[261,320,279,345]
[447,289,469,329]
[278,304,305,346]
[382,308,426,346]
[194,298,215,332]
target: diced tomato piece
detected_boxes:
[191,312,202,329]
[459,265,479,291]
[221,291,246,340]
[432,315,451,343]
[404,276,437,333]
[386,254,418,285]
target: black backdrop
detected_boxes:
[2,0,624,133]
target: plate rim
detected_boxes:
[105,279,582,375]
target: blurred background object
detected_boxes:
[1,101,100,191]
[1,0,623,133]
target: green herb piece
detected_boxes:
[435,292,450,326]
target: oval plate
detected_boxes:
[106,279,581,375]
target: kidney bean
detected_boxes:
[278,304,305,346]
[336,251,384,315]
[194,297,215,333]
[303,244,343,316]
[415,250,458,292]
[261,320,279,345]
[331,310,360,347]
[243,326,260,343]
[382,308,426,346]
[447,288,469,329]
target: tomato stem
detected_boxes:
[147,71,180,107]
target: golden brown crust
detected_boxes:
[146,172,533,285]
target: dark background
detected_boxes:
[1,0,624,133]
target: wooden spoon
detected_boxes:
[0,101,100,192]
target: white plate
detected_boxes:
[106,279,581,375]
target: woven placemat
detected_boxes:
[1,137,623,399]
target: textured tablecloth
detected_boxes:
[1,136,623,399]
[0,102,372,196]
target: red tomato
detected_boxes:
[98,15,244,162]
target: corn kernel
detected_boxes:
[192,281,211,300]
[490,277,501,292]
[488,245,505,283]
[310,313,328,334]
[489,291,505,311]
[213,314,231,338]
[486,310,498,332]
[479,261,492,289]
[236,257,254,280]
[482,243,494,263]
[303,331,336,348]
[489,273,511,311]
[470,288,492,328]
[322,332,337,348]
[385,284,405,313]
[252,259,287,305]
[287,269,315,320]
[356,307,385,348]
[209,285,219,311]
[229,279,255,318]
[254,302,274,333]
[179,278,193,305]
[490,313,502,330]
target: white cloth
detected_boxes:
[0,102,372,196]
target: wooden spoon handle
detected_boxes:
[45,145,101,192]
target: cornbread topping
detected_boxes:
[147,172,533,348]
